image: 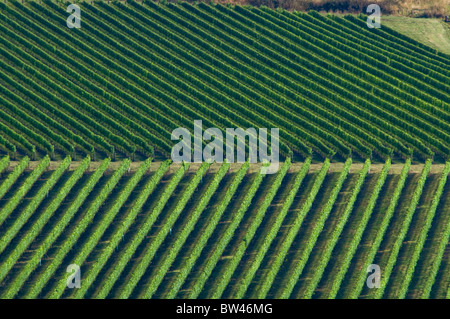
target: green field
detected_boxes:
[0,1,450,162]
[0,156,448,299]
[383,16,450,55]
[0,0,449,300]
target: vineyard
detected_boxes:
[0,157,448,298]
[0,0,449,300]
[0,1,449,161]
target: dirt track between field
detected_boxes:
[5,161,447,175]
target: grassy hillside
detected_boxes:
[383,16,450,55]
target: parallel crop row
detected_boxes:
[94,162,188,298]
[50,158,153,299]
[235,158,311,299]
[0,155,50,227]
[374,159,432,298]
[7,158,111,299]
[256,158,330,298]
[118,161,209,298]
[0,158,447,298]
[398,161,450,298]
[143,161,230,298]
[327,159,391,298]
[348,159,412,299]
[301,159,371,299]
[0,156,29,201]
[211,159,292,298]
[276,158,352,299]
[164,161,250,299]
[0,156,90,289]
[0,1,447,160]
[25,158,127,298]
[77,160,171,299]
[0,156,72,255]
[0,156,9,174]
[188,164,266,298]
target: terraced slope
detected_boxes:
[0,1,449,161]
[0,157,448,299]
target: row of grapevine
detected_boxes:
[1,2,448,159]
[80,3,274,155]
[352,14,450,64]
[0,50,137,156]
[326,159,391,298]
[0,157,447,298]
[118,161,210,298]
[0,134,15,154]
[0,156,29,201]
[153,3,363,157]
[374,159,432,298]
[40,0,269,155]
[163,161,250,299]
[85,1,358,158]
[270,9,450,105]
[29,1,276,156]
[86,2,299,156]
[178,3,390,157]
[73,160,171,299]
[0,155,50,227]
[210,160,291,298]
[0,39,150,156]
[275,158,353,299]
[211,3,442,156]
[93,162,189,298]
[0,4,134,155]
[396,161,450,298]
[300,159,371,298]
[0,156,89,287]
[0,156,72,255]
[143,161,230,299]
[0,77,80,154]
[287,11,450,121]
[187,165,266,298]
[309,12,450,78]
[5,2,150,156]
[2,8,171,156]
[193,3,431,158]
[253,159,330,298]
[234,158,311,299]
[232,5,449,157]
[249,6,450,111]
[0,106,53,154]
[10,1,177,155]
[25,158,128,298]
[420,165,450,299]
[0,156,9,174]
[347,159,412,299]
[0,60,104,154]
[6,158,111,299]
[50,158,153,299]
[0,117,35,156]
[167,3,376,157]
